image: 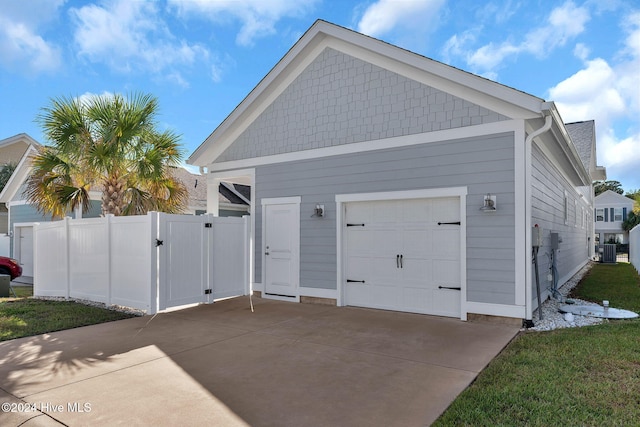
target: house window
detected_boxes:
[605,233,623,244]
[596,208,604,221]
[614,208,623,221]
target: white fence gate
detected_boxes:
[34,212,249,314]
[631,224,639,274]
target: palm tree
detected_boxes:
[0,162,17,193]
[26,92,188,218]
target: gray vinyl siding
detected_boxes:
[250,132,516,305]
[218,48,509,162]
[531,143,590,308]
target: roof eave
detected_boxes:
[543,102,594,185]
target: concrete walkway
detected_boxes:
[0,297,519,426]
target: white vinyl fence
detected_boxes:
[0,234,9,257]
[631,224,640,274]
[34,212,250,314]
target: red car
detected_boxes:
[0,256,22,280]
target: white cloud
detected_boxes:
[550,12,640,190]
[70,0,210,85]
[169,0,318,46]
[452,1,590,72]
[356,0,446,39]
[573,43,590,61]
[0,0,64,74]
[77,91,115,107]
[551,58,625,122]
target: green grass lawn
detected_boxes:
[434,262,640,426]
[569,262,640,312]
[0,286,136,341]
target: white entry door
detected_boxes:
[345,197,461,317]
[263,199,300,299]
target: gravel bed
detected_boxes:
[526,261,605,331]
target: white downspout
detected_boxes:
[524,113,553,322]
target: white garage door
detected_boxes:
[345,197,461,317]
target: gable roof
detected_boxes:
[595,190,635,206]
[0,133,40,150]
[0,133,41,167]
[565,121,606,181]
[169,166,207,210]
[188,19,550,167]
[0,144,39,203]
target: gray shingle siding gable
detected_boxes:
[217,48,510,162]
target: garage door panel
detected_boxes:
[402,287,431,312]
[402,199,432,222]
[432,229,459,256]
[346,256,371,279]
[432,198,459,219]
[346,202,372,223]
[400,257,431,286]
[347,230,373,254]
[402,229,431,255]
[372,200,398,223]
[345,282,370,306]
[371,283,400,309]
[433,289,461,317]
[372,230,402,254]
[433,259,460,285]
[345,196,461,318]
[349,229,402,255]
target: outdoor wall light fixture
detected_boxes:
[312,204,325,218]
[480,193,497,212]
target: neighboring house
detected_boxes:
[594,190,635,245]
[171,167,250,217]
[189,20,606,323]
[0,134,41,235]
[0,141,102,279]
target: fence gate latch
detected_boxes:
[204,289,212,295]
[205,223,212,228]
[155,239,164,247]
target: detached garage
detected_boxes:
[188,20,605,323]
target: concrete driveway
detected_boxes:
[0,297,518,426]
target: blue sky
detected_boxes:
[1,0,639,191]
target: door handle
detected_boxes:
[400,254,403,268]
[265,245,270,256]
[396,254,400,268]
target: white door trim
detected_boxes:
[336,187,468,319]
[261,196,301,302]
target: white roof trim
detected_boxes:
[0,133,41,149]
[0,145,38,203]
[208,119,520,172]
[220,181,250,205]
[188,20,545,167]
